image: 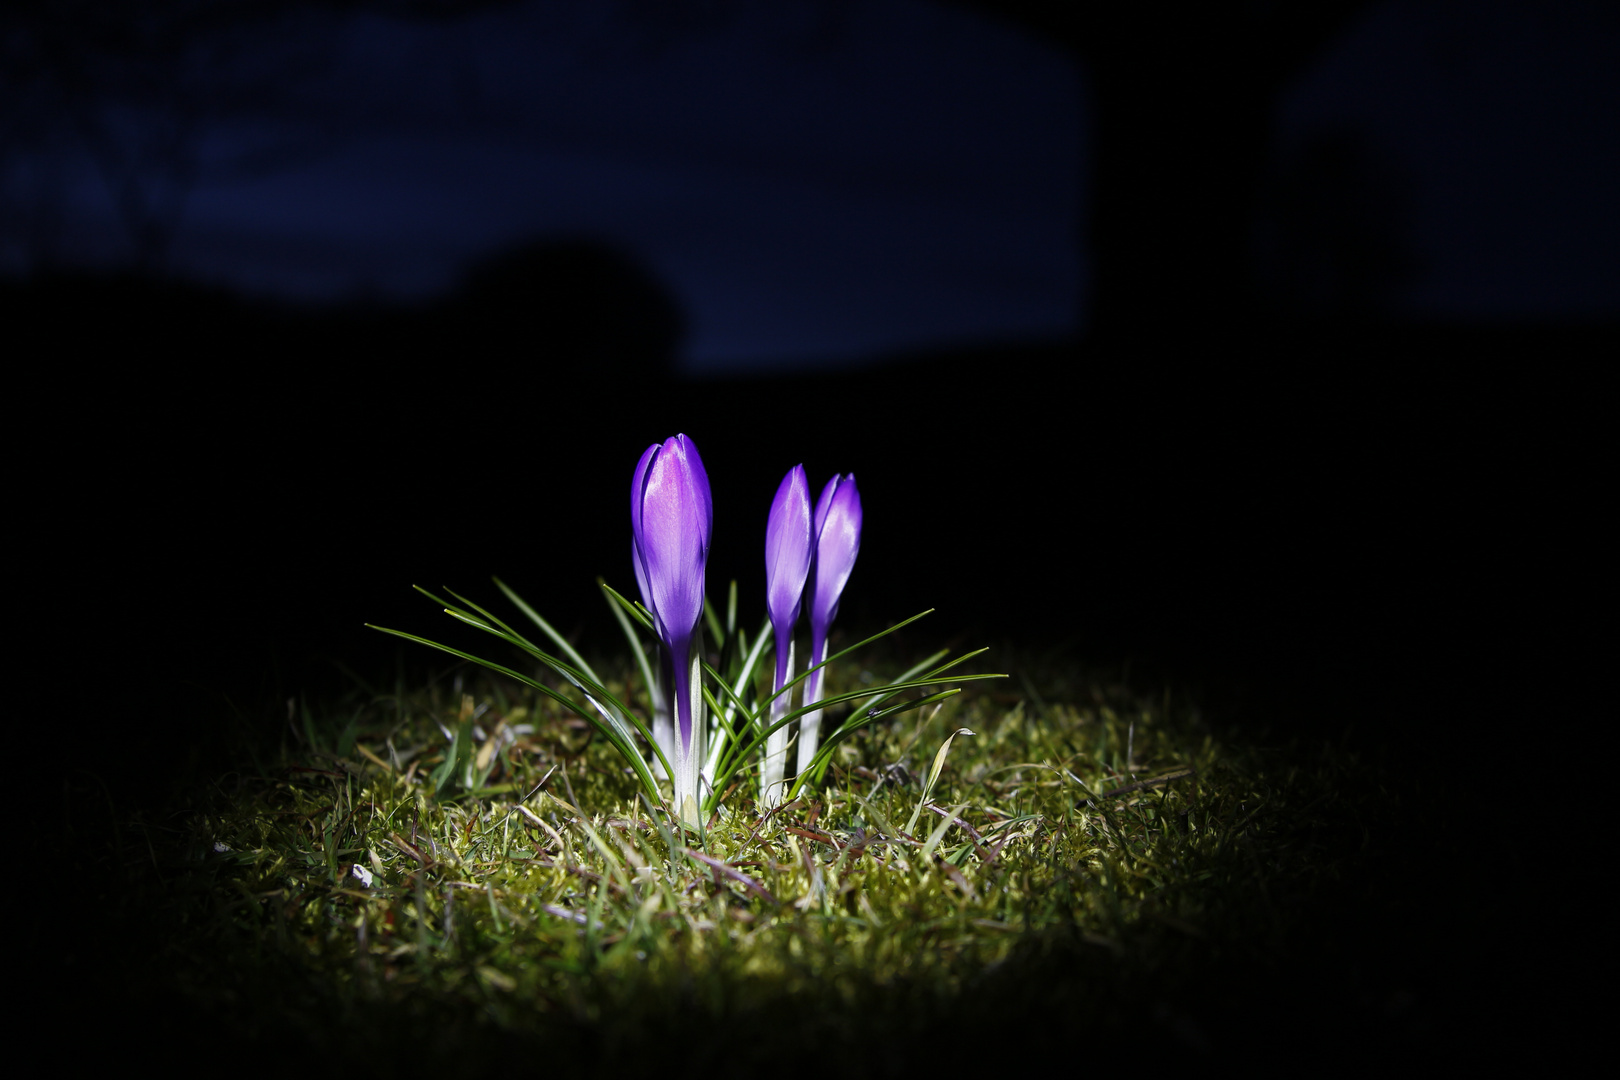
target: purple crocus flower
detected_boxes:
[760,464,811,806]
[796,473,861,775]
[631,434,712,824]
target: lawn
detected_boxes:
[56,630,1428,1075]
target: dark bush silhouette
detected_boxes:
[444,237,684,381]
[1254,126,1415,319]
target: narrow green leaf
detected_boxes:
[703,594,725,650]
[494,576,603,685]
[725,580,738,644]
[922,802,970,860]
[367,624,669,804]
[576,817,631,894]
[905,729,974,834]
[784,689,965,803]
[335,710,361,760]
[927,728,976,796]
[600,582,657,634]
[300,699,322,754]
[435,587,644,748]
[843,649,950,727]
[602,579,662,759]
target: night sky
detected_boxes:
[5,0,1615,371]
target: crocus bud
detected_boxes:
[632,434,712,824]
[760,464,811,807]
[797,473,861,776]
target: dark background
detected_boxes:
[15,278,1604,810]
[8,1,1604,783]
[6,0,1611,1061]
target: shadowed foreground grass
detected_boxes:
[58,649,1428,1074]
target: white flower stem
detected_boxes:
[795,639,827,777]
[671,635,705,828]
[761,640,795,808]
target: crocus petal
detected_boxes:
[813,474,840,542]
[632,537,652,614]
[764,464,812,643]
[688,434,714,546]
[811,474,862,638]
[634,434,711,655]
[631,444,661,632]
[797,474,860,779]
[631,442,659,539]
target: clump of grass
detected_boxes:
[77,648,1396,1072]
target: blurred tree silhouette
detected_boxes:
[0,1,523,272]
[1,1,338,269]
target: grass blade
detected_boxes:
[921,802,970,860]
[367,623,669,804]
[494,576,603,685]
[907,728,975,835]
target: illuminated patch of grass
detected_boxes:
[70,648,1399,1071]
